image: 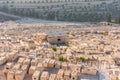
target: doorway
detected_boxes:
[57,38,61,42]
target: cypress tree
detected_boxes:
[118,16,120,24]
[115,17,118,24]
[107,15,111,22]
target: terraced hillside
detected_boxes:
[0,0,120,22]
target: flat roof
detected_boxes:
[45,30,67,37]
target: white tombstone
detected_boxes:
[55,61,61,69]
[49,74,56,80]
[43,59,50,68]
[36,63,43,71]
[15,70,25,80]
[13,63,21,70]
[71,71,78,80]
[48,60,55,68]
[0,57,6,65]
[29,66,36,75]
[21,64,29,75]
[7,69,15,80]
[64,70,71,79]
[32,71,41,80]
[4,62,13,73]
[56,69,64,79]
[23,58,31,66]
[61,62,68,70]
[17,58,25,65]
[31,59,38,66]
[40,71,49,80]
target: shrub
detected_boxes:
[101,32,108,36]
[58,56,64,61]
[51,46,57,51]
[78,57,85,62]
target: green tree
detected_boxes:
[78,57,85,62]
[115,17,118,24]
[2,6,9,13]
[115,16,120,24]
[58,56,64,61]
[47,12,55,20]
[118,16,120,24]
[107,15,111,22]
[51,46,57,51]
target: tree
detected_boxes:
[115,16,120,24]
[2,6,9,13]
[58,56,64,61]
[51,46,57,51]
[101,32,108,36]
[118,16,120,24]
[115,17,118,24]
[78,57,85,62]
[47,12,55,20]
[107,15,111,22]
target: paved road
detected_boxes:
[0,11,21,19]
[79,74,99,80]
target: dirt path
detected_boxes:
[0,71,6,80]
[0,11,21,19]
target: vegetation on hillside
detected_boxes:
[0,6,120,23]
[51,46,57,51]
